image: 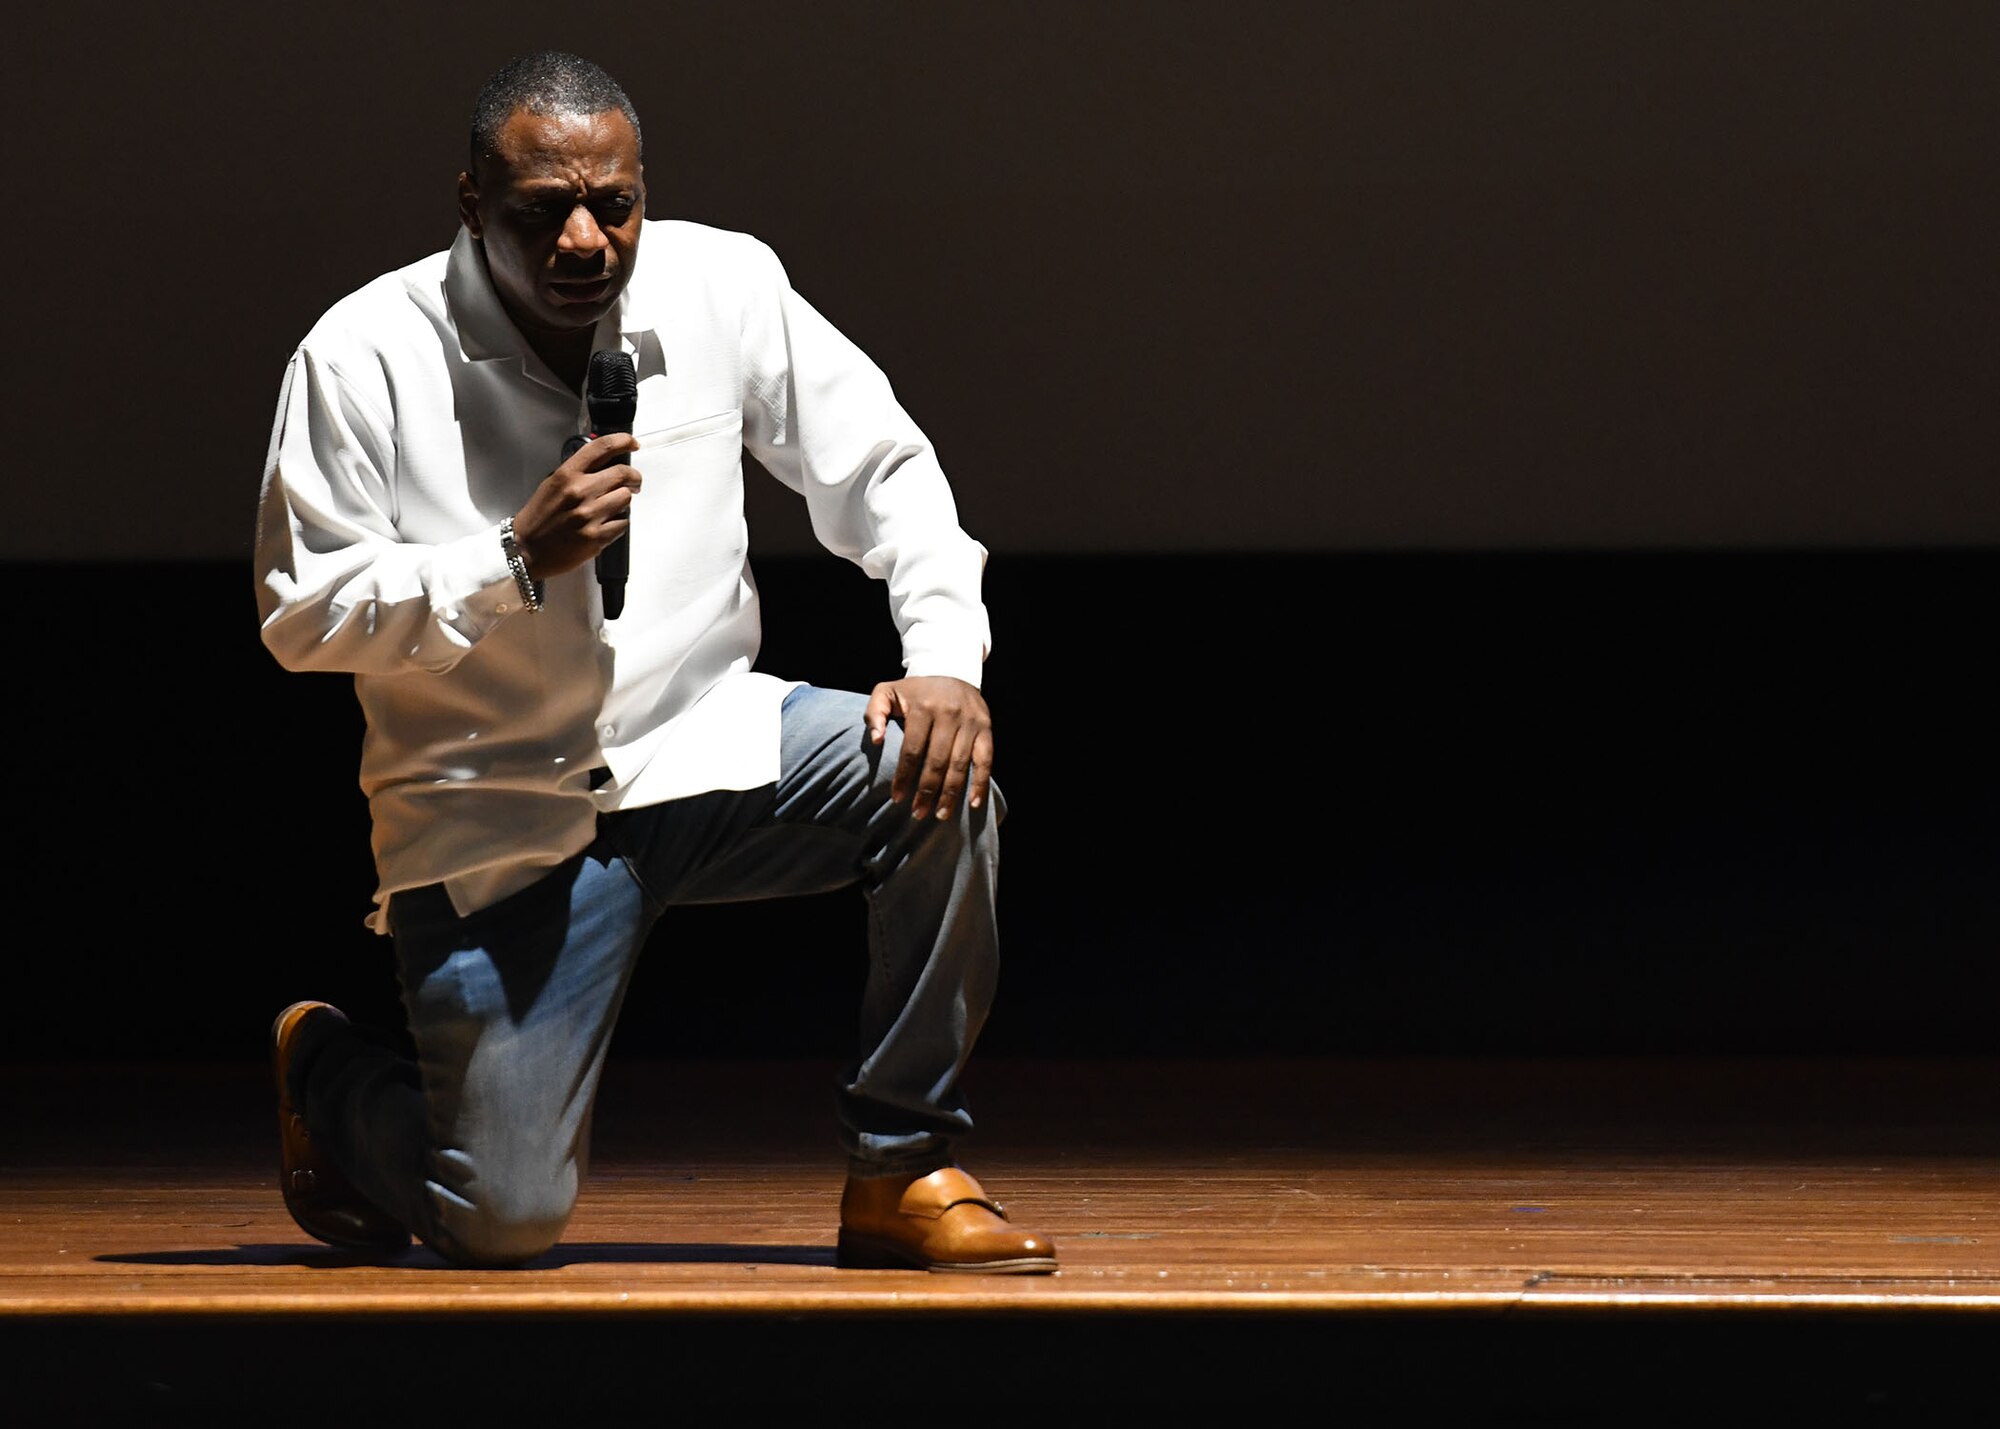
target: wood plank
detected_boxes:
[11,1056,2000,1417]
[5,1056,2000,1316]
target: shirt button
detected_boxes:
[496,602,510,614]
[601,725,616,740]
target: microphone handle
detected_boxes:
[585,429,630,620]
[554,432,629,619]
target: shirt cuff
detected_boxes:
[434,524,529,637]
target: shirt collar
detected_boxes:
[443,224,659,375]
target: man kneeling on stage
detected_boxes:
[253,49,1054,1274]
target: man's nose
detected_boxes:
[558,205,607,255]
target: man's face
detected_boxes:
[457,106,645,337]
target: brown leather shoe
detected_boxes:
[837,1166,1057,1274]
[271,1001,410,1253]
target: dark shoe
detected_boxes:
[271,1001,410,1252]
[836,1166,1057,1274]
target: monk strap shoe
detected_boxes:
[837,1165,1056,1274]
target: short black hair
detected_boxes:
[469,51,643,175]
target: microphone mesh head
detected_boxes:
[587,349,638,402]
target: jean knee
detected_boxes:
[423,1186,576,1268]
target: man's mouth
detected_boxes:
[549,274,614,304]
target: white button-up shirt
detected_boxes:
[255,220,991,933]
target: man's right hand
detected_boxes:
[508,432,642,578]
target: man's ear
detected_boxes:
[456,171,482,238]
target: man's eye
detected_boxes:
[597,199,635,219]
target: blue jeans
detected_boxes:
[296,684,1004,1266]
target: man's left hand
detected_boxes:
[865,676,994,822]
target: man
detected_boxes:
[253,50,1054,1274]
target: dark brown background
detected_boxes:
[12,0,1998,559]
[7,3,1996,1064]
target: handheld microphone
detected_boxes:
[585,349,639,619]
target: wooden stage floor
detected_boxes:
[6,1054,2000,1419]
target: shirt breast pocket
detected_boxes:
[634,409,744,453]
[626,410,748,564]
